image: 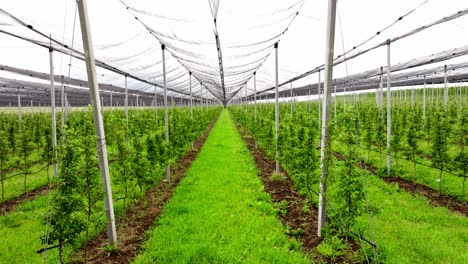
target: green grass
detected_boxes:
[0,161,148,263]
[335,141,468,201]
[0,194,60,263]
[357,168,468,264]
[1,162,51,202]
[133,110,309,264]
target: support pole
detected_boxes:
[60,78,65,131]
[162,44,170,181]
[254,72,257,149]
[110,86,113,112]
[77,0,117,246]
[154,84,157,109]
[124,75,129,145]
[411,84,414,107]
[274,42,280,175]
[245,84,248,110]
[333,83,337,122]
[290,82,293,116]
[379,66,384,108]
[17,91,22,124]
[423,75,426,119]
[49,47,58,178]
[318,0,337,237]
[386,40,392,176]
[444,64,448,109]
[189,72,193,116]
[318,70,322,136]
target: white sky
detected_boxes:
[0,0,467,102]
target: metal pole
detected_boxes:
[444,64,448,109]
[124,75,129,145]
[110,86,113,112]
[154,84,157,110]
[61,78,65,131]
[333,83,337,122]
[245,84,247,110]
[274,42,280,175]
[411,84,414,107]
[290,82,293,116]
[189,72,193,117]
[318,70,321,136]
[254,72,257,122]
[136,94,139,109]
[423,75,426,119]
[17,91,22,124]
[254,72,257,148]
[162,44,170,181]
[386,40,392,177]
[77,0,117,245]
[318,0,337,237]
[49,47,58,178]
[379,66,384,107]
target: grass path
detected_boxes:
[133,110,309,263]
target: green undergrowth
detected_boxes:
[1,162,52,202]
[355,165,468,263]
[334,140,467,202]
[133,110,310,263]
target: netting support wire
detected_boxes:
[49,42,58,179]
[213,19,227,104]
[77,0,117,246]
[386,40,392,177]
[318,0,337,238]
[162,44,171,181]
[124,75,129,146]
[444,64,448,109]
[274,42,280,175]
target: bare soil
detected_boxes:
[358,161,467,216]
[70,116,218,264]
[236,124,361,263]
[0,184,52,215]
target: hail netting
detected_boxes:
[120,0,305,104]
[0,0,468,105]
[0,0,210,104]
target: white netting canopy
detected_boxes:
[0,0,467,106]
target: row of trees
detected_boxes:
[0,106,221,263]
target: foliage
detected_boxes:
[42,128,85,263]
[431,110,450,192]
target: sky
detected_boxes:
[0,0,467,103]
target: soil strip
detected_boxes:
[236,124,364,263]
[356,162,467,216]
[330,149,467,216]
[70,116,218,264]
[0,184,52,215]
[235,125,322,248]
